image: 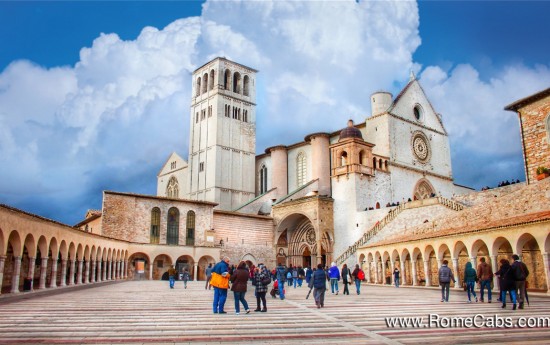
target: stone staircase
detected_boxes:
[335,197,465,265]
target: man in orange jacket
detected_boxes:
[211,256,230,314]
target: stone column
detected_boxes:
[411,259,418,286]
[60,259,68,287]
[27,257,36,291]
[470,256,477,269]
[124,260,128,279]
[316,238,322,267]
[400,260,406,286]
[39,257,49,289]
[68,259,76,286]
[11,256,22,294]
[452,258,460,289]
[0,256,6,294]
[97,260,103,282]
[84,260,91,284]
[543,254,550,295]
[193,263,198,281]
[423,260,431,286]
[149,263,153,280]
[102,261,107,281]
[107,260,112,280]
[90,260,97,283]
[491,255,499,291]
[389,261,395,285]
[366,261,371,284]
[49,260,58,288]
[118,261,123,279]
[77,260,84,284]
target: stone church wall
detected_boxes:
[212,210,275,266]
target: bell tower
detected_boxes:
[188,57,258,210]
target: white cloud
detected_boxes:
[0,0,548,222]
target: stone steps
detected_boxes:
[0,280,549,344]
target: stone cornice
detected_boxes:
[390,161,453,181]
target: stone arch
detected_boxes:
[424,245,437,286]
[233,71,241,93]
[198,255,216,281]
[77,244,84,260]
[175,254,193,280]
[0,227,5,256]
[243,75,250,96]
[241,253,256,266]
[202,72,208,94]
[128,252,150,280]
[453,240,469,287]
[413,178,435,200]
[209,69,215,90]
[382,251,391,284]
[438,243,454,286]
[367,252,374,283]
[196,76,201,96]
[471,238,490,263]
[516,233,546,291]
[412,247,425,286]
[154,254,173,280]
[374,251,382,284]
[224,69,231,90]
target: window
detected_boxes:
[233,72,241,93]
[186,211,195,246]
[167,207,179,245]
[195,112,199,123]
[208,105,212,117]
[199,162,204,172]
[358,150,365,165]
[224,69,231,90]
[196,77,201,97]
[297,152,307,187]
[379,158,383,169]
[341,151,348,166]
[225,105,230,117]
[202,73,208,94]
[201,109,206,120]
[413,104,423,121]
[209,69,215,90]
[166,176,179,198]
[243,75,250,96]
[150,207,160,244]
[259,165,268,194]
[170,161,176,170]
[372,157,377,170]
[243,110,248,123]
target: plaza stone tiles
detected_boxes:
[0,281,550,344]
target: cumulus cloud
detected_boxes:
[0,0,548,224]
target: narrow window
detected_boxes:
[196,112,199,123]
[243,110,248,123]
[202,73,208,94]
[224,69,231,90]
[341,151,348,166]
[167,207,179,245]
[260,165,267,194]
[150,207,160,244]
[373,157,377,170]
[379,158,383,169]
[233,72,241,93]
[196,77,201,97]
[186,211,195,246]
[209,69,215,90]
[199,162,204,172]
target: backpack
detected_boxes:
[357,270,365,281]
[287,272,292,279]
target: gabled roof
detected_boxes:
[504,88,550,111]
[157,152,187,176]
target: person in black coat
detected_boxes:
[309,264,327,308]
[494,259,517,310]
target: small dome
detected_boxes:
[339,120,362,141]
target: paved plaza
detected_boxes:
[0,281,549,344]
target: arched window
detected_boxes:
[260,165,268,194]
[243,75,250,96]
[379,158,383,169]
[373,157,377,170]
[202,73,208,94]
[233,72,241,93]
[341,151,348,166]
[376,202,380,209]
[166,176,179,198]
[385,160,389,170]
[196,77,201,97]
[297,152,307,187]
[186,211,195,246]
[167,207,179,245]
[209,69,215,90]
[358,150,366,165]
[150,207,160,244]
[224,69,231,90]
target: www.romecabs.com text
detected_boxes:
[385,314,550,328]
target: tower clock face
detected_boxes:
[411,132,430,162]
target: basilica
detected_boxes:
[0,58,549,296]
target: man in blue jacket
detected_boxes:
[276,263,286,300]
[212,257,230,313]
[328,262,340,295]
[309,264,327,308]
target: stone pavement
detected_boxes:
[0,281,549,344]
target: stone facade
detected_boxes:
[505,88,550,184]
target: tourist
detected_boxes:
[292,267,299,288]
[205,263,213,290]
[463,262,478,303]
[393,267,400,288]
[253,265,269,312]
[276,263,286,300]
[305,266,313,285]
[168,265,177,289]
[181,268,190,289]
[230,261,250,315]
[495,258,517,309]
[477,257,493,302]
[286,265,294,287]
[351,264,363,295]
[341,263,351,295]
[511,254,529,309]
[438,260,455,302]
[298,266,305,287]
[309,263,327,308]
[211,256,230,314]
[329,262,340,295]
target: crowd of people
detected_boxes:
[437,254,529,310]
[167,254,530,314]
[480,179,522,191]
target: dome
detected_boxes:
[339,120,363,141]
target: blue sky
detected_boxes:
[1,0,549,225]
